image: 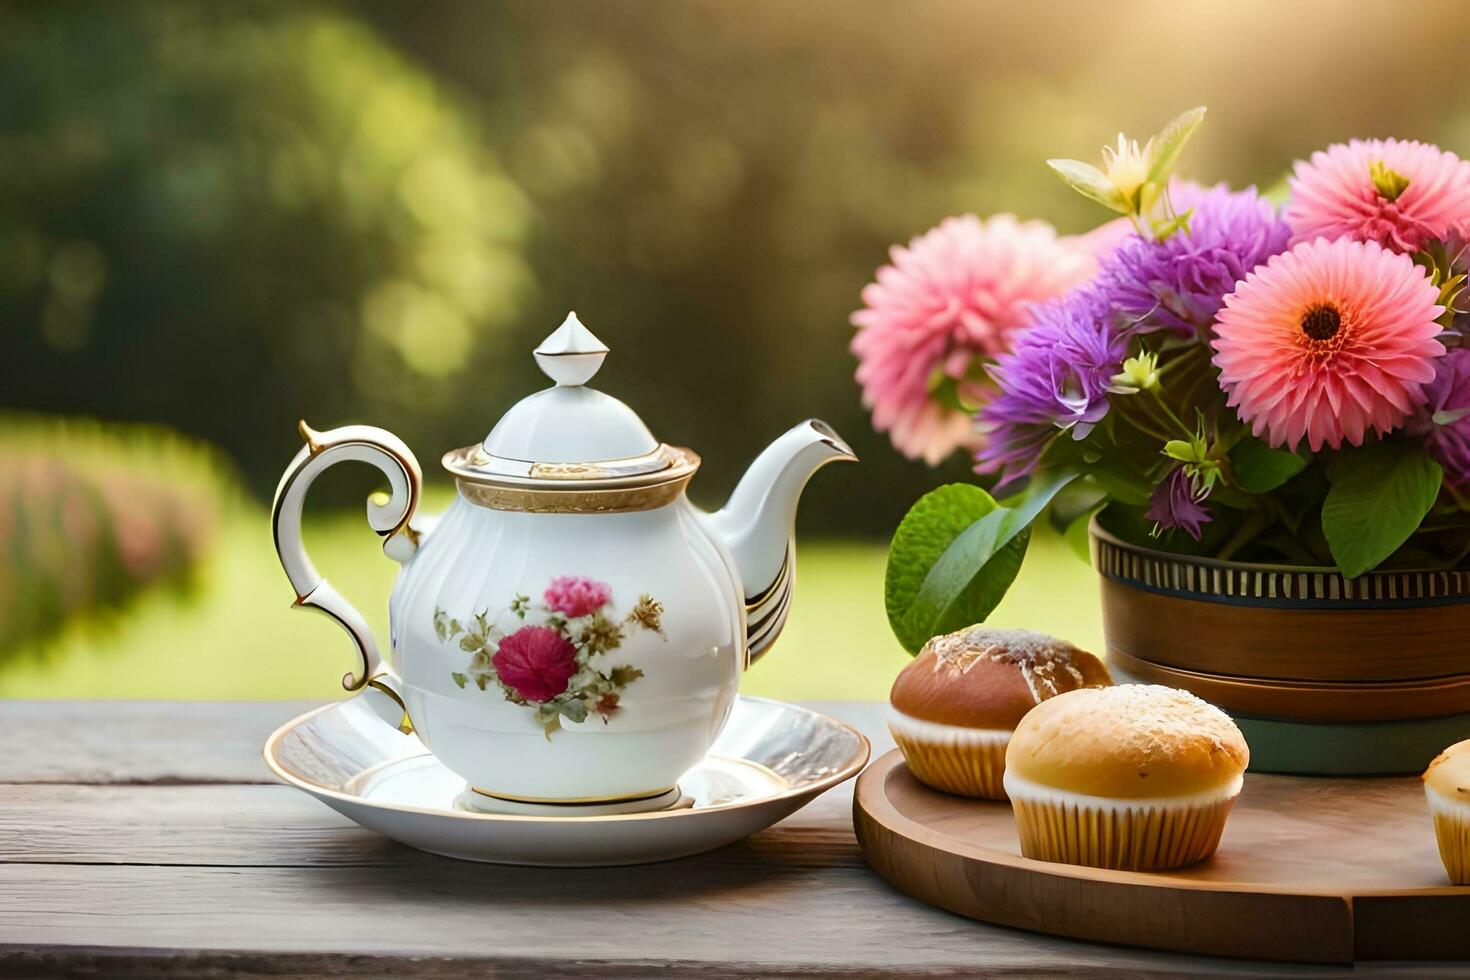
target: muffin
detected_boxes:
[888,627,1112,798]
[1004,684,1248,871]
[1424,739,1470,885]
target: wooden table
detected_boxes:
[1,700,1464,978]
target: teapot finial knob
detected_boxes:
[534,311,610,387]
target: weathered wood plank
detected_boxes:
[0,783,858,868]
[0,700,893,786]
[0,784,388,866]
[0,863,1369,976]
[0,947,1396,980]
[0,946,1361,980]
[0,701,884,870]
[0,700,318,784]
[10,701,1433,974]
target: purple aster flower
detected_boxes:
[1146,467,1213,540]
[977,285,1130,489]
[1100,181,1291,338]
[1406,348,1470,488]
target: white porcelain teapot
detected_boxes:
[271,313,854,812]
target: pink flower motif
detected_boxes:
[1285,139,1470,253]
[1212,238,1444,452]
[492,625,578,703]
[851,214,1097,465]
[543,576,612,618]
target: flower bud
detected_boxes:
[1108,352,1161,394]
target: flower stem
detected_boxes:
[1150,388,1194,438]
[1115,397,1175,443]
[1215,510,1271,562]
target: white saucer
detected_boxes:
[264,695,870,866]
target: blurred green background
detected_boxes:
[5,0,1470,700]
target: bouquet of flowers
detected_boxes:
[854,108,1470,653]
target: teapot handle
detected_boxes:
[270,421,423,693]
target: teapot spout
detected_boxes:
[707,420,855,665]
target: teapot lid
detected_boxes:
[442,313,698,510]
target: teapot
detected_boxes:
[271,313,854,812]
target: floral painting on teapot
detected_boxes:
[434,576,665,737]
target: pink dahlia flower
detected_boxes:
[543,576,612,618]
[493,625,577,702]
[851,214,1096,465]
[1285,139,1470,253]
[1212,238,1444,452]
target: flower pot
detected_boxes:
[1090,516,1470,775]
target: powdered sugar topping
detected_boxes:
[1078,684,1244,763]
[926,627,1088,703]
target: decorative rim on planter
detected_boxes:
[1090,513,1470,773]
[1090,520,1470,610]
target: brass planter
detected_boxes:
[1090,517,1470,774]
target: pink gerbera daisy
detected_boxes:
[851,214,1096,465]
[1212,238,1444,451]
[1285,139,1470,253]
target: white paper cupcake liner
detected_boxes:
[887,709,1010,799]
[1003,772,1241,871]
[1426,786,1470,885]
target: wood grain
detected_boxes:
[855,749,1469,965]
[0,700,317,784]
[0,860,1374,977]
[2,700,1463,976]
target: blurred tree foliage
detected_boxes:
[4,1,1470,535]
[0,2,535,505]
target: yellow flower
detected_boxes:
[1101,133,1153,208]
[1047,107,1206,223]
[1108,352,1161,394]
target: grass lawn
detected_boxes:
[0,506,1103,701]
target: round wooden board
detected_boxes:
[853,750,1468,965]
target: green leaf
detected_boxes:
[1064,505,1103,565]
[1163,439,1195,462]
[1230,437,1308,493]
[559,698,589,723]
[450,672,467,689]
[1322,441,1443,577]
[885,473,1076,654]
[1047,479,1108,532]
[1046,159,1129,214]
[885,484,1001,653]
[1146,106,1206,184]
[1086,459,1152,505]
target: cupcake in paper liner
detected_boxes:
[1003,684,1248,872]
[888,627,1111,799]
[1424,739,1470,885]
